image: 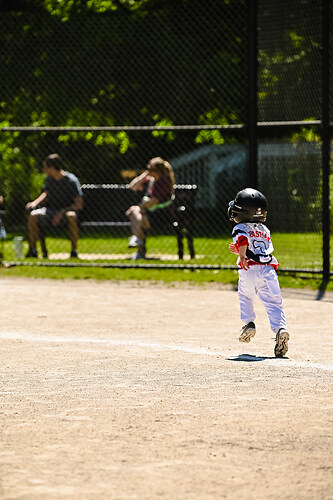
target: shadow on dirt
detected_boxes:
[228,354,289,362]
[316,279,330,301]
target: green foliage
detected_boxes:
[257,1,321,120]
[0,0,248,208]
[152,116,176,142]
[43,0,150,19]
[0,0,328,236]
[0,124,43,224]
[0,1,247,131]
[290,126,321,143]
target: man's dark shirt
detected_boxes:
[43,172,82,211]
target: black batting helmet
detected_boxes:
[228,188,267,223]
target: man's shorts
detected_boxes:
[32,207,69,229]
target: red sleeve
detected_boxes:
[236,235,249,250]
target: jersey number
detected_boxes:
[253,240,267,254]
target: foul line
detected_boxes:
[1,331,332,372]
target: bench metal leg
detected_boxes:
[39,229,48,258]
[176,231,184,259]
[186,232,195,259]
[175,225,195,260]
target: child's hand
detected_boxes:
[229,242,239,255]
[239,255,250,270]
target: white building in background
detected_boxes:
[171,144,246,209]
[171,142,321,209]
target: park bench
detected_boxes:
[40,184,197,260]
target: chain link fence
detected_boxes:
[0,0,332,275]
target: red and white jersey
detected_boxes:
[232,222,279,269]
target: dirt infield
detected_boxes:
[0,278,332,500]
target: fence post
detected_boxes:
[247,0,258,188]
[322,0,330,280]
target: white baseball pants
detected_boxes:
[237,265,287,334]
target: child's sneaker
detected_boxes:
[274,329,289,357]
[239,322,256,343]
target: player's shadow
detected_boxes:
[228,353,285,362]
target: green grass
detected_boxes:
[2,231,331,267]
[1,231,332,291]
[273,233,324,269]
[0,264,332,292]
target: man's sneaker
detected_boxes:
[274,329,289,357]
[70,250,78,258]
[239,322,256,343]
[128,235,142,248]
[25,248,38,258]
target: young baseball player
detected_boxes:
[228,188,289,357]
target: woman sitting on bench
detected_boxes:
[126,157,175,259]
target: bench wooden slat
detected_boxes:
[80,184,197,228]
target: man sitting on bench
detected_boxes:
[126,157,175,259]
[25,153,83,258]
